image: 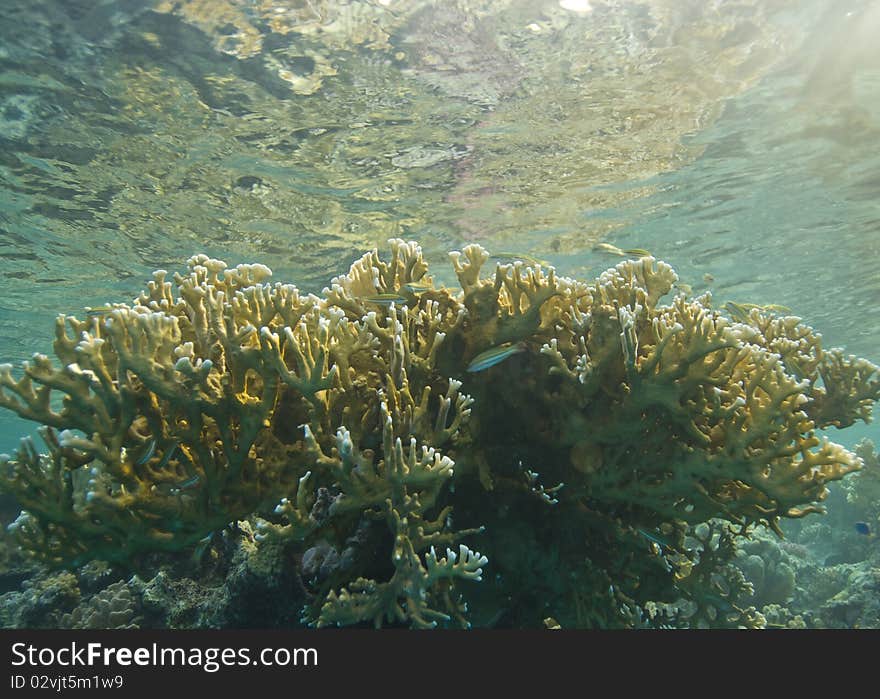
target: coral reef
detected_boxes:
[1,240,878,628]
[813,567,880,628]
[845,439,880,531]
[0,523,306,629]
[762,604,807,629]
[736,534,798,608]
[0,570,80,628]
[715,445,880,630]
[60,580,141,629]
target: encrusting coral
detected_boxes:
[1,240,878,628]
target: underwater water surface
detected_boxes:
[0,0,879,629]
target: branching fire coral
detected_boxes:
[1,240,877,628]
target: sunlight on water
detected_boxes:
[0,0,877,459]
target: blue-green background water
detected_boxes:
[1,0,878,459]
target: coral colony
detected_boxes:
[1,240,878,628]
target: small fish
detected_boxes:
[594,243,652,257]
[726,301,792,319]
[155,443,179,470]
[703,273,715,284]
[466,342,527,372]
[737,302,789,313]
[637,528,675,552]
[594,242,625,256]
[363,293,408,306]
[674,282,693,295]
[173,474,201,492]
[191,534,214,564]
[491,252,551,267]
[758,303,792,314]
[402,280,433,294]
[134,438,157,466]
[151,473,201,497]
[724,301,753,324]
[855,521,872,536]
[85,305,115,316]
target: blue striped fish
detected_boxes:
[134,438,157,466]
[155,444,179,470]
[466,342,527,372]
[152,473,201,497]
[173,475,201,492]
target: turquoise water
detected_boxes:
[1,0,879,628]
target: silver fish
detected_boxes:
[363,293,409,306]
